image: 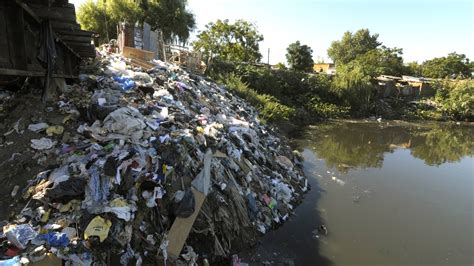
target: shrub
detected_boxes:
[220,74,295,122]
[331,63,376,115]
[435,79,474,120]
[306,98,350,118]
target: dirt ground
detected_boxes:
[0,88,70,220]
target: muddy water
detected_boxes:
[243,121,474,265]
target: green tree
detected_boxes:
[285,41,314,72]
[146,0,196,43]
[77,0,116,44]
[107,0,141,25]
[353,46,407,76]
[77,0,195,45]
[192,19,264,64]
[332,61,375,113]
[468,61,474,74]
[422,53,471,78]
[274,62,287,70]
[327,29,381,64]
[406,61,423,76]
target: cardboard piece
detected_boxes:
[122,46,155,61]
[166,187,206,259]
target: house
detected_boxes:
[117,22,159,60]
[313,63,336,74]
[117,22,205,73]
[375,75,435,99]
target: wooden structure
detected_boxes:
[0,0,95,78]
[164,44,206,74]
[122,46,155,62]
[376,75,435,99]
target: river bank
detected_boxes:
[210,63,473,126]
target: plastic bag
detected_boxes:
[5,224,38,249]
[173,188,195,218]
[30,138,56,150]
[46,178,87,202]
[0,256,20,266]
[113,76,136,91]
[37,232,69,247]
[84,216,111,242]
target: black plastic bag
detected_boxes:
[173,188,195,218]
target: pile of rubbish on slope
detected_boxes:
[0,50,308,265]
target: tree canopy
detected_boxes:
[77,0,195,45]
[285,41,314,72]
[421,52,471,78]
[77,0,115,44]
[327,29,381,65]
[353,46,407,76]
[192,19,264,64]
[274,62,287,70]
[406,61,423,76]
[145,0,196,43]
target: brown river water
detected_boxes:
[242,120,473,266]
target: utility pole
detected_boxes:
[267,48,270,67]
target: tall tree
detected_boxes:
[422,53,471,78]
[354,46,407,76]
[146,0,196,43]
[327,29,381,65]
[285,41,314,72]
[77,0,195,45]
[406,61,423,76]
[77,0,116,44]
[192,19,264,64]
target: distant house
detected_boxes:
[313,63,336,74]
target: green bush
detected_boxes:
[331,63,376,115]
[210,61,339,108]
[435,79,474,120]
[220,74,295,122]
[306,98,350,118]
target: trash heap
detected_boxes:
[0,51,308,265]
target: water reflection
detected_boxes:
[303,121,474,172]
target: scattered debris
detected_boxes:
[0,50,307,264]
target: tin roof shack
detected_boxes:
[376,75,401,98]
[375,75,435,100]
[117,22,205,73]
[0,0,95,78]
[401,76,435,98]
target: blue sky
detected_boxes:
[71,0,473,64]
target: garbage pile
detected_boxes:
[0,51,308,265]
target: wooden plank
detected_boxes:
[0,68,77,78]
[29,4,76,23]
[59,35,94,43]
[0,68,45,76]
[122,46,155,61]
[129,58,155,70]
[7,3,28,71]
[166,188,206,260]
[15,0,41,23]
[0,3,11,67]
[52,21,81,30]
